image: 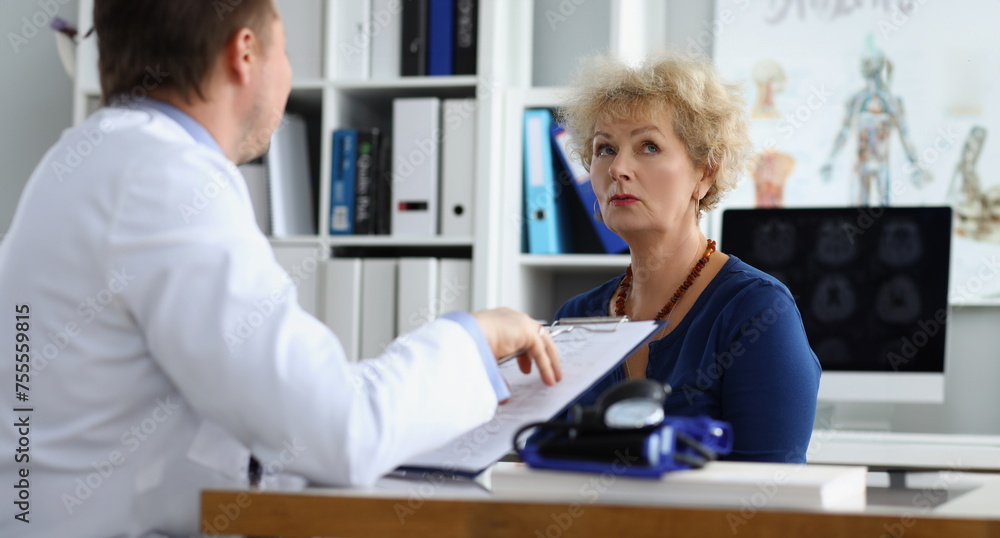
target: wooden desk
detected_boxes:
[201,475,1000,537]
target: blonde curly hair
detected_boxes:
[557,53,751,214]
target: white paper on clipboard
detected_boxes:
[399,319,664,476]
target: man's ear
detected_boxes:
[226,28,257,85]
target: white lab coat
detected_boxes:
[0,106,498,537]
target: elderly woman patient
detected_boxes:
[554,54,821,463]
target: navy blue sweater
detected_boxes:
[554,255,821,463]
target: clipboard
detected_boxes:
[397,317,666,478]
[497,316,631,366]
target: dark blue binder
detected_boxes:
[427,0,454,76]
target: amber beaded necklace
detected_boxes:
[615,239,717,377]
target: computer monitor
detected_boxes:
[721,207,952,404]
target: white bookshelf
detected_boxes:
[70,0,678,324]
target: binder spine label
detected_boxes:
[353,130,380,235]
[330,130,358,235]
[452,0,477,75]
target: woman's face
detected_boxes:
[590,110,711,240]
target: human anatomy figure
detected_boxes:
[748,149,795,207]
[751,59,786,119]
[820,41,929,206]
[948,126,1000,243]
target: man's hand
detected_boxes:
[472,307,562,386]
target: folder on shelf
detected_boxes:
[360,258,398,359]
[440,99,476,237]
[370,0,404,79]
[322,258,363,362]
[551,125,628,254]
[400,0,429,76]
[329,129,358,235]
[523,109,566,254]
[427,0,454,76]
[373,136,393,235]
[399,318,663,476]
[452,0,477,75]
[274,0,324,79]
[438,258,472,313]
[332,0,371,79]
[353,129,381,235]
[267,114,316,237]
[391,97,441,236]
[238,161,270,235]
[396,257,440,335]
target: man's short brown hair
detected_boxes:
[94,0,277,105]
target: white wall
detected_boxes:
[0,0,78,233]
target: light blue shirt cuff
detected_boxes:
[441,311,511,402]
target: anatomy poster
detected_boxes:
[712,0,1000,302]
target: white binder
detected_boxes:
[331,0,372,80]
[440,99,476,237]
[360,258,398,358]
[322,258,363,362]
[266,114,315,236]
[396,257,439,335]
[391,98,441,236]
[271,245,322,317]
[274,0,324,79]
[438,258,472,314]
[238,162,270,235]
[370,0,403,79]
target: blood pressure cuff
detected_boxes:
[518,415,733,479]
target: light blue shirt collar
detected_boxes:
[140,99,225,157]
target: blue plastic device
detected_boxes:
[518,415,734,479]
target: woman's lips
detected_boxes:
[610,194,639,206]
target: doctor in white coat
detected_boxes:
[0,1,561,536]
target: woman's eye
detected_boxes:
[640,142,659,154]
[596,144,616,157]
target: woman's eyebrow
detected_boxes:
[593,126,661,140]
